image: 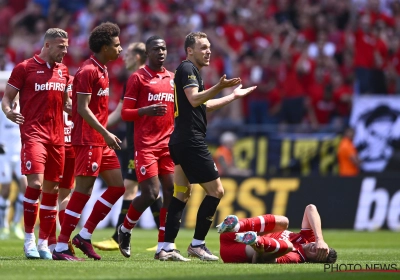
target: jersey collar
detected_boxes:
[297,245,307,262]
[90,55,107,72]
[33,54,46,64]
[34,54,58,69]
[143,65,171,79]
[184,59,199,72]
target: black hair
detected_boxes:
[145,35,164,51]
[89,22,120,53]
[326,247,337,263]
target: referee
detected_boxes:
[159,31,257,262]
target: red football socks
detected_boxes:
[123,204,143,230]
[84,186,125,233]
[158,207,167,242]
[23,186,41,233]
[239,214,276,232]
[255,236,289,254]
[58,191,90,243]
[39,192,58,240]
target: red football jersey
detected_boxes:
[124,65,174,150]
[72,56,109,146]
[268,229,315,264]
[7,55,69,145]
[64,76,74,157]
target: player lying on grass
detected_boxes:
[217,204,337,264]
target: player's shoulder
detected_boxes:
[14,57,35,69]
[177,60,195,72]
[127,70,144,83]
[76,59,97,75]
[165,68,175,78]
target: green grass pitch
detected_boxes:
[1,228,399,280]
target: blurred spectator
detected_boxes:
[213,131,252,177]
[0,0,15,36]
[337,127,360,176]
[3,0,400,134]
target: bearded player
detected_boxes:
[1,28,70,259]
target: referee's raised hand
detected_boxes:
[232,84,257,99]
[217,74,241,89]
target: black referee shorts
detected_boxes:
[169,138,219,184]
[124,149,137,181]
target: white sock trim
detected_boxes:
[271,239,280,253]
[126,215,138,224]
[257,215,265,232]
[40,205,57,210]
[121,225,132,233]
[98,197,112,208]
[23,197,39,204]
[65,209,80,218]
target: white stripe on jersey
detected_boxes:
[7,83,20,91]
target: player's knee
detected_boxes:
[278,240,293,254]
[274,215,289,231]
[29,181,42,189]
[210,187,224,199]
[306,204,317,211]
[141,187,158,201]
[58,189,71,202]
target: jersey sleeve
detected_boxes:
[300,229,315,242]
[74,68,94,95]
[276,252,304,264]
[179,63,199,89]
[120,82,127,102]
[124,73,141,102]
[66,76,73,97]
[7,62,27,90]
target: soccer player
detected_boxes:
[52,22,125,261]
[0,96,25,240]
[117,36,175,259]
[93,42,163,251]
[1,28,70,259]
[218,204,337,264]
[48,75,75,254]
[158,32,257,261]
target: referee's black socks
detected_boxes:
[150,196,163,229]
[164,197,187,243]
[193,195,221,241]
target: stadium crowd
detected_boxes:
[1,0,400,133]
